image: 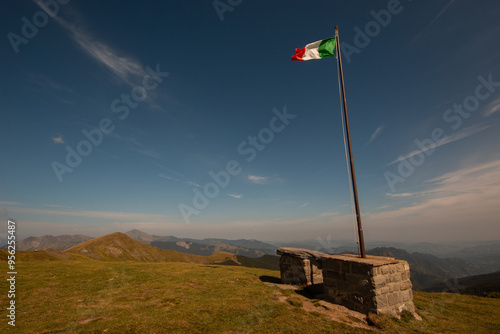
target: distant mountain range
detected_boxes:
[5,230,500,292]
[5,229,277,258]
[0,232,279,271]
[281,238,500,255]
[425,271,500,298]
[277,239,500,275]
[366,247,482,290]
[447,243,500,273]
[64,232,238,264]
[123,229,277,256]
[149,241,267,258]
[8,234,93,251]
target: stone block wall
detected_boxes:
[277,248,419,318]
[277,248,324,285]
[279,255,323,285]
[322,254,416,316]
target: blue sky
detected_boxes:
[1,0,500,244]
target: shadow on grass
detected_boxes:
[259,275,282,284]
[294,284,324,299]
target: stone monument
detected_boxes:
[277,247,420,318]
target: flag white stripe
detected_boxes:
[302,40,322,61]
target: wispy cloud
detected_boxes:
[248,175,270,184]
[366,125,384,144]
[107,132,142,146]
[248,174,284,185]
[483,98,500,117]
[188,181,201,188]
[155,164,185,178]
[159,173,201,188]
[61,26,143,85]
[318,212,339,217]
[425,158,500,186]
[7,206,166,221]
[35,2,146,87]
[227,193,243,199]
[159,173,176,181]
[387,124,490,166]
[298,203,308,208]
[385,192,420,198]
[410,0,456,45]
[0,201,21,206]
[44,204,75,209]
[52,136,65,144]
[28,73,75,94]
[130,148,161,159]
[366,158,500,241]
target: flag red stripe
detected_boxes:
[291,47,305,61]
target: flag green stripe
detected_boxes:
[318,37,336,59]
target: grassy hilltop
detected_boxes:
[1,234,499,333]
[63,232,237,264]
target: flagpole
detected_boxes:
[335,26,366,258]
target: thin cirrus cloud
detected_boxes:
[483,98,500,117]
[248,174,286,185]
[248,175,270,184]
[107,132,142,146]
[155,164,186,180]
[318,212,339,217]
[227,193,243,199]
[35,1,146,87]
[52,136,65,144]
[159,173,175,181]
[159,173,201,188]
[385,193,415,198]
[387,123,490,166]
[44,204,75,209]
[365,158,500,241]
[7,206,166,221]
[366,125,384,144]
[188,181,201,188]
[409,0,456,45]
[129,148,161,159]
[385,192,431,198]
[0,201,21,206]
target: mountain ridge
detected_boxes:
[125,229,277,250]
[366,247,481,290]
[5,234,93,251]
[425,271,500,297]
[63,232,238,264]
[2,232,496,292]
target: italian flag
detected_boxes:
[291,37,336,61]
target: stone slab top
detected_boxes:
[277,247,405,266]
[322,254,401,266]
[276,247,327,261]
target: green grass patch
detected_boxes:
[0,261,359,333]
[367,291,500,333]
[0,260,499,333]
[286,296,303,308]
